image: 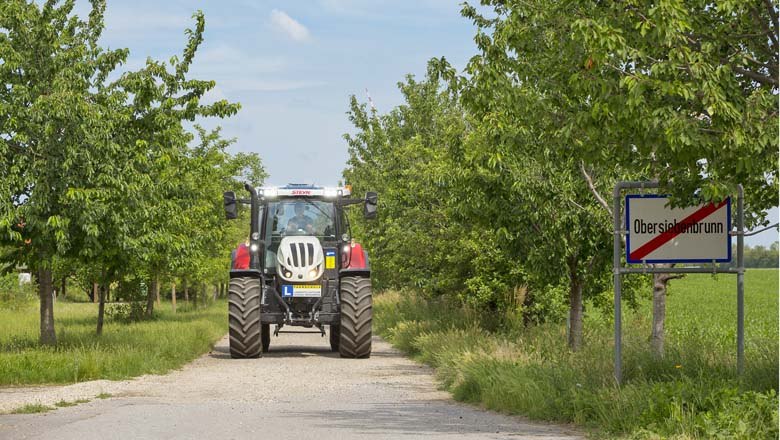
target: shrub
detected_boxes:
[105,301,146,322]
[0,272,37,309]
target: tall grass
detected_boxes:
[375,270,779,439]
[0,300,226,385]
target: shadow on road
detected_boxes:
[263,344,340,359]
[282,402,572,438]
[208,340,340,359]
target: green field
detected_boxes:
[375,269,779,439]
[0,301,227,385]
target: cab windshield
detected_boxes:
[265,199,336,239]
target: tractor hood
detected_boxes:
[276,236,324,282]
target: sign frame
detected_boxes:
[625,194,732,264]
[612,182,745,385]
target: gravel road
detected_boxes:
[0,331,582,440]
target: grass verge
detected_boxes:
[375,270,779,439]
[10,404,55,414]
[0,300,226,385]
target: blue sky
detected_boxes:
[84,0,478,185]
[82,1,777,247]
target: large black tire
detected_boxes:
[329,325,340,352]
[338,277,372,358]
[262,323,271,353]
[228,277,262,358]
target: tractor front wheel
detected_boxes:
[228,277,262,358]
[338,277,372,358]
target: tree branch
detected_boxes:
[752,6,778,50]
[659,273,685,282]
[764,0,779,32]
[731,65,778,87]
[586,253,599,272]
[579,161,612,216]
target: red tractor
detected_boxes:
[223,184,377,358]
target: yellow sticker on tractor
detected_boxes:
[325,255,336,269]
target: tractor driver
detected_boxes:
[286,202,314,234]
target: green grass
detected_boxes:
[54,400,79,407]
[375,270,779,439]
[10,404,55,414]
[0,300,226,385]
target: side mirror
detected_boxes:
[223,191,238,220]
[363,191,378,220]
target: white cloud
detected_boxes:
[269,10,310,42]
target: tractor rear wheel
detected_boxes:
[262,323,271,353]
[228,277,262,358]
[329,325,340,352]
[338,277,372,358]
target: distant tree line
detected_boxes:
[735,242,779,268]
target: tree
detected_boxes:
[1,2,250,341]
[460,0,777,353]
[344,69,476,298]
[0,0,128,344]
[92,10,242,324]
[462,0,777,216]
[343,62,628,350]
[157,126,264,314]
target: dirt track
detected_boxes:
[0,331,582,439]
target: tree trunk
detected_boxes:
[61,276,66,299]
[567,258,584,351]
[213,284,218,301]
[651,272,667,357]
[38,266,56,346]
[155,276,160,305]
[650,264,682,357]
[97,283,106,336]
[171,282,177,313]
[195,282,204,308]
[145,277,156,318]
[183,279,189,302]
[92,282,98,303]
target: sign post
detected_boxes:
[613,182,744,384]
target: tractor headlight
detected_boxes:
[308,269,318,278]
[260,187,277,199]
[283,269,292,278]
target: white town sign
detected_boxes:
[626,195,731,263]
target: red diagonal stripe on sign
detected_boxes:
[629,199,729,261]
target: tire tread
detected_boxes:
[339,277,372,358]
[228,277,263,358]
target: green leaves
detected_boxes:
[0,2,263,288]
